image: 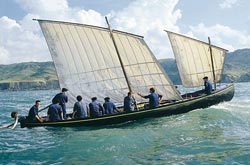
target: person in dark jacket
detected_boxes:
[52,88,68,119]
[103,97,118,115]
[89,97,104,117]
[72,95,89,119]
[4,112,26,128]
[123,92,135,112]
[138,88,162,109]
[27,100,44,123]
[203,76,213,95]
[47,100,63,121]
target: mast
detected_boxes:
[105,16,133,93]
[208,37,216,90]
[105,17,139,109]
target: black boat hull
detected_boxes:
[20,84,235,128]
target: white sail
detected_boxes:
[166,31,228,87]
[38,20,182,108]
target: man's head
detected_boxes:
[76,95,82,101]
[11,112,18,118]
[149,87,155,93]
[104,97,110,102]
[203,76,208,81]
[62,88,68,93]
[53,99,60,104]
[35,100,41,107]
[91,97,97,101]
[127,92,134,97]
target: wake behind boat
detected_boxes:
[20,18,234,128]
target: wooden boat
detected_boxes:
[21,84,234,128]
[20,18,234,128]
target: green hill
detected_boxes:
[158,58,181,84]
[0,62,57,82]
[223,48,250,82]
[0,48,249,91]
[0,62,58,90]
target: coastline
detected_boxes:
[0,80,59,91]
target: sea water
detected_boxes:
[0,83,249,164]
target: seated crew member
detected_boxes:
[138,87,163,109]
[27,100,45,123]
[72,95,89,119]
[47,100,63,121]
[203,76,213,95]
[123,92,135,112]
[89,97,104,117]
[103,97,118,115]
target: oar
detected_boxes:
[1,117,19,129]
[10,117,19,129]
[38,104,51,112]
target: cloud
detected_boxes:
[3,0,248,65]
[0,0,106,64]
[16,0,70,19]
[0,16,20,29]
[0,0,182,65]
[219,0,239,9]
[16,0,105,25]
[111,0,182,59]
[0,16,15,64]
[189,23,250,52]
[0,46,9,64]
[0,16,50,64]
[76,9,105,26]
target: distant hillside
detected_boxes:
[158,58,181,84]
[0,48,249,91]
[223,48,250,82]
[0,62,58,90]
[0,62,57,82]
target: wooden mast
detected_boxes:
[105,16,133,93]
[208,37,216,90]
[105,17,138,110]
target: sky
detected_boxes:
[0,0,249,64]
